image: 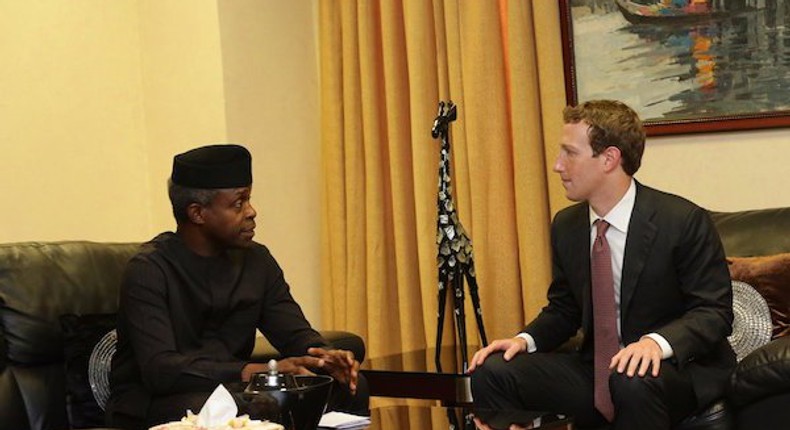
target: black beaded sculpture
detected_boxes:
[431,101,488,377]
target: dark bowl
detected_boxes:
[236,374,334,430]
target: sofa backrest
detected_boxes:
[710,207,790,257]
[0,241,139,430]
[711,207,790,341]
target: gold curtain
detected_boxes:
[319,0,569,384]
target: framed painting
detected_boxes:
[559,0,790,136]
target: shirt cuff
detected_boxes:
[643,333,674,359]
[516,333,537,353]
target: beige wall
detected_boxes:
[0,0,322,325]
[0,1,150,242]
[217,0,321,320]
[637,129,790,212]
[0,0,231,242]
[1,1,788,326]
[138,0,230,234]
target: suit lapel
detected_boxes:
[569,205,594,334]
[620,184,658,318]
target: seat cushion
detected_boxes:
[735,392,790,429]
[675,399,733,430]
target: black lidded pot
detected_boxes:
[239,359,334,430]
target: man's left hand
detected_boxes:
[307,347,360,394]
[610,337,662,377]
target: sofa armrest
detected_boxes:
[251,331,366,364]
[728,335,790,407]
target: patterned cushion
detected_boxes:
[728,253,790,339]
[60,313,116,428]
[728,281,772,362]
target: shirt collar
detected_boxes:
[589,179,636,233]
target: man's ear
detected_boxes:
[186,203,206,225]
[602,146,622,172]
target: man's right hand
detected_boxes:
[241,356,326,382]
[306,347,360,394]
[467,337,528,373]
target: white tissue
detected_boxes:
[196,385,238,428]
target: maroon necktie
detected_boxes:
[592,219,618,422]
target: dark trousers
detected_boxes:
[470,352,697,430]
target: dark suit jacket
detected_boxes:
[524,182,735,407]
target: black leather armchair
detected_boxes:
[711,208,790,430]
[0,241,364,430]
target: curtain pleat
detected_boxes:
[319,0,569,401]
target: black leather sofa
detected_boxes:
[0,241,365,430]
[2,208,788,430]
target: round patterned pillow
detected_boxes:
[727,280,772,362]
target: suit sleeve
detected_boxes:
[522,218,583,351]
[656,207,733,367]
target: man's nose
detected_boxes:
[553,157,563,173]
[247,203,257,219]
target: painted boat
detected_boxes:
[615,0,731,24]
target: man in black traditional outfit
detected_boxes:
[107,144,367,429]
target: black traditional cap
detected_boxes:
[171,144,252,189]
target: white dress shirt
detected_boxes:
[518,179,673,359]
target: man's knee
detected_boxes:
[470,353,505,393]
[609,372,662,406]
[471,353,530,409]
[470,353,529,388]
[472,352,509,376]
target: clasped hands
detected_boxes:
[467,335,663,378]
[242,347,359,394]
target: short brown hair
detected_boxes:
[563,100,645,175]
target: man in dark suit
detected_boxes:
[107,144,368,429]
[468,100,735,429]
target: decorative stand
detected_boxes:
[431,100,489,375]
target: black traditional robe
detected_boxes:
[107,232,327,426]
